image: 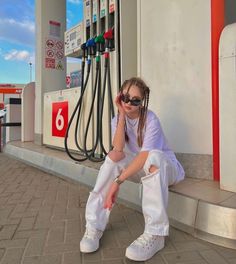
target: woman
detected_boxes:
[80,77,185,261]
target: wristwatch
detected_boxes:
[114,176,124,185]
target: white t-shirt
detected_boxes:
[111,110,179,164]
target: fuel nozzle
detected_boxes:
[86,38,96,57]
[80,43,87,60]
[95,34,105,53]
[103,28,114,51]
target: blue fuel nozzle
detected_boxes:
[86,38,96,56]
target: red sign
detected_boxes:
[66,76,71,87]
[45,58,55,69]
[52,101,68,137]
[0,88,22,94]
[49,20,61,26]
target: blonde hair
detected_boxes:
[119,77,150,147]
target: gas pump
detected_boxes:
[63,0,137,162]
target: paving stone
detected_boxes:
[65,233,81,244]
[1,248,25,264]
[100,230,119,248]
[145,254,166,264]
[212,245,236,259]
[228,259,236,264]
[0,248,5,261]
[0,238,28,248]
[82,250,102,262]
[44,242,80,254]
[47,226,65,245]
[18,217,36,230]
[14,229,48,239]
[102,247,125,259]
[103,260,123,264]
[172,240,211,251]
[66,219,81,234]
[199,249,229,264]
[0,225,18,239]
[124,257,145,264]
[63,252,82,264]
[22,254,62,264]
[162,250,204,264]
[24,233,48,256]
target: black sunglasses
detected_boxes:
[120,94,142,106]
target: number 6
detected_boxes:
[56,108,64,131]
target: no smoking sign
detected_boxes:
[52,101,68,137]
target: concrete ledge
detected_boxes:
[3,142,236,249]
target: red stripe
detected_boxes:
[211,0,224,181]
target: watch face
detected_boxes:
[115,177,123,185]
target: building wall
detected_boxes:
[138,0,212,155]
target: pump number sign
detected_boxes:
[52,101,68,137]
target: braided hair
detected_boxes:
[119,77,150,147]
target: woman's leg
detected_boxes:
[141,150,178,236]
[125,150,179,261]
[85,150,132,231]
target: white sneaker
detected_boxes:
[125,233,164,261]
[80,228,103,253]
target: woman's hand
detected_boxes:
[115,93,125,116]
[104,182,120,210]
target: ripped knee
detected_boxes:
[149,165,159,174]
[108,150,125,162]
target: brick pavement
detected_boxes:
[0,153,236,264]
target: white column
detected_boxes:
[35,0,66,144]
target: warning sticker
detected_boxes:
[47,50,54,58]
[45,58,55,69]
[56,61,64,70]
[56,51,64,59]
[46,39,55,49]
[45,37,64,70]
[56,40,63,50]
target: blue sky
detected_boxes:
[0,0,83,84]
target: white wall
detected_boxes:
[138,0,212,154]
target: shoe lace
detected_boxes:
[132,233,156,247]
[84,229,102,240]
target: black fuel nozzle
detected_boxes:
[103,28,114,51]
[80,43,88,60]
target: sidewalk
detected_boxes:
[0,153,236,264]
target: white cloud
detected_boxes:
[68,0,81,5]
[4,49,34,63]
[0,18,35,47]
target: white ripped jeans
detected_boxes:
[85,149,184,236]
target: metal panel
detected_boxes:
[195,201,236,240]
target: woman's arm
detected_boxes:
[119,151,149,181]
[104,151,149,210]
[112,94,126,151]
[112,113,125,151]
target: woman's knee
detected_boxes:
[108,150,125,162]
[144,150,164,174]
[149,165,159,174]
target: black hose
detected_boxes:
[65,47,115,162]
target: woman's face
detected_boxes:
[121,85,143,117]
